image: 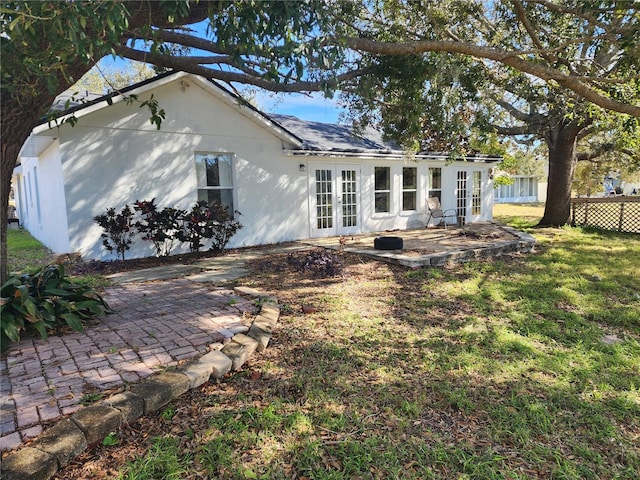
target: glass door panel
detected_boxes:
[315,168,334,230]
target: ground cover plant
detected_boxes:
[3,230,108,347]
[46,208,640,479]
[1,263,109,343]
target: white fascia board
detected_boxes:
[284,149,500,163]
[18,133,56,158]
[188,75,304,148]
[284,149,407,160]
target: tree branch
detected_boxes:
[489,124,539,136]
[492,97,536,123]
[340,37,640,117]
[116,46,366,92]
[134,29,233,56]
[511,0,555,64]
[576,145,636,162]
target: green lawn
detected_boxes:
[5,228,55,274]
[13,207,640,479]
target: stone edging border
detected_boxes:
[1,286,278,480]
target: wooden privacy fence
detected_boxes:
[571,196,640,233]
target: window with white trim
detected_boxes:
[428,167,442,202]
[374,167,391,213]
[195,153,234,212]
[402,167,417,211]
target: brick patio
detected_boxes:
[0,279,255,452]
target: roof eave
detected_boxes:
[284,149,502,162]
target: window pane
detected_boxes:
[472,171,482,215]
[428,190,442,202]
[429,168,442,190]
[402,167,417,189]
[403,192,416,211]
[375,192,390,213]
[196,153,233,187]
[198,188,234,212]
[374,167,390,190]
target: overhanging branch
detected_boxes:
[340,37,640,117]
[117,46,366,92]
[489,124,539,136]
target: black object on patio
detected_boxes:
[374,236,403,250]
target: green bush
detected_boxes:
[0,264,110,346]
[179,201,242,252]
[95,199,243,257]
[208,203,243,251]
[178,200,217,253]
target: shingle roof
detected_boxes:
[49,91,104,112]
[269,114,398,153]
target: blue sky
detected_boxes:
[99,53,344,124]
[249,90,343,124]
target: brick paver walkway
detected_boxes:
[0,279,255,452]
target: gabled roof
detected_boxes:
[33,71,303,147]
[31,71,501,163]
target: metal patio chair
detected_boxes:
[426,197,458,229]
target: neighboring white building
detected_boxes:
[494,175,547,203]
[13,71,500,261]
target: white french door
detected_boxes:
[311,165,360,237]
[456,170,483,222]
[470,170,483,222]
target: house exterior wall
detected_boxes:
[302,156,493,236]
[19,73,496,261]
[14,142,71,253]
[52,76,308,260]
[495,175,547,203]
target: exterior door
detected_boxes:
[456,171,468,222]
[456,170,483,222]
[311,165,360,237]
[470,170,483,222]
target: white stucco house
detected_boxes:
[12,71,500,261]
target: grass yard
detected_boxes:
[493,202,545,228]
[5,228,55,274]
[55,207,640,480]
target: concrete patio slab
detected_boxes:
[185,267,251,283]
[107,264,203,284]
[304,223,535,268]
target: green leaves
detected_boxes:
[0,264,110,344]
[2,1,133,99]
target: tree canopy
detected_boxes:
[336,0,639,225]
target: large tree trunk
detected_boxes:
[1,92,59,283]
[538,121,584,227]
[0,63,93,283]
